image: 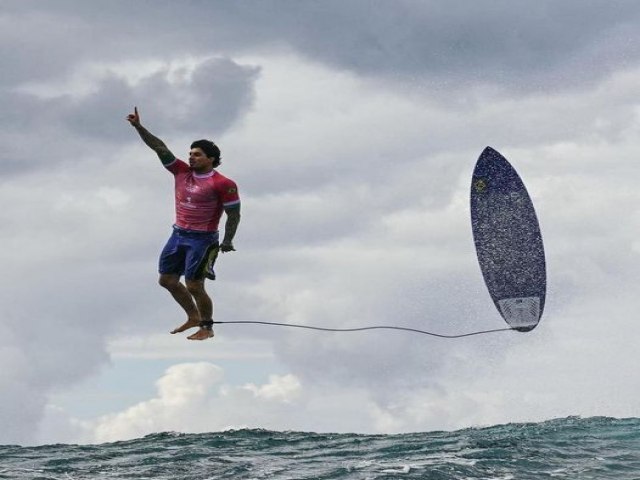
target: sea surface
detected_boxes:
[1,416,639,479]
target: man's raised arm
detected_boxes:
[126,106,176,166]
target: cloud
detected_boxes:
[0,7,93,87]
[238,0,640,93]
[59,57,260,141]
[58,362,460,444]
[0,319,109,445]
[85,363,303,443]
[0,56,259,178]
[5,1,640,94]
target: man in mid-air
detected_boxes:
[126,107,241,341]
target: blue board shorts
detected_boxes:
[159,226,220,280]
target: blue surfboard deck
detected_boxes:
[470,147,546,332]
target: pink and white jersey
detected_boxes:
[166,159,240,232]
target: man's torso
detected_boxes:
[166,159,240,232]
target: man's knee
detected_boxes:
[159,274,180,291]
[185,279,206,296]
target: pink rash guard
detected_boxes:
[165,159,240,232]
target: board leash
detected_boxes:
[214,321,516,338]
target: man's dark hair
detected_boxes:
[191,139,221,167]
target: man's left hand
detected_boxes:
[220,242,235,252]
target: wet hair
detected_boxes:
[191,139,221,167]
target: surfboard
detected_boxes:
[470,147,546,332]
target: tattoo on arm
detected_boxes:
[222,207,241,245]
[134,125,176,165]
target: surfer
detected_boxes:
[126,107,241,341]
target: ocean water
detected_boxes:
[1,416,639,480]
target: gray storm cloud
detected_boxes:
[4,1,640,91]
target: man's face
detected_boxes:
[189,148,213,172]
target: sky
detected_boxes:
[1,0,640,446]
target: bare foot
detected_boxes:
[187,327,214,341]
[170,318,201,334]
